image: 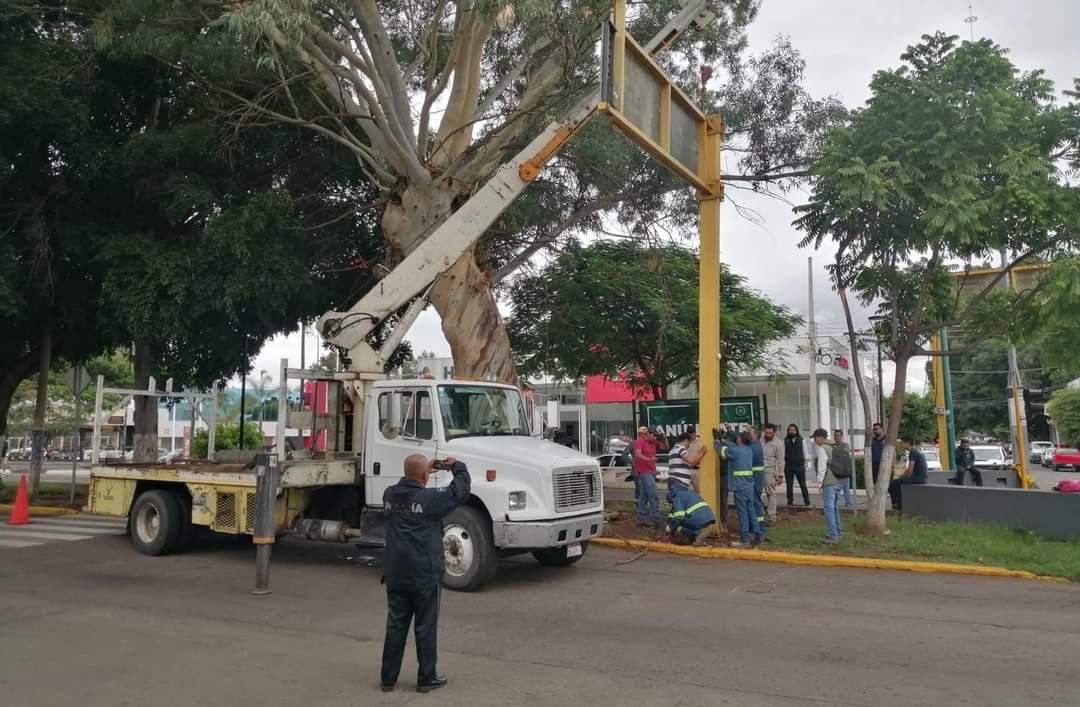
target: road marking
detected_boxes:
[0,538,44,548]
[0,529,94,542]
[24,521,123,534]
[39,515,127,527]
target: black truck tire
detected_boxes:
[441,506,497,592]
[533,541,589,567]
[129,490,184,556]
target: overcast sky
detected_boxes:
[249,0,1080,391]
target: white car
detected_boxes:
[1041,447,1056,468]
[1030,441,1053,463]
[919,446,943,471]
[971,445,1009,470]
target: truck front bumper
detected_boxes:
[493,511,605,549]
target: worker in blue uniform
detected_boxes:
[714,429,763,547]
[749,427,766,526]
[380,454,470,694]
[663,475,716,546]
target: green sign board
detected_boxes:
[638,396,766,438]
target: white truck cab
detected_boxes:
[359,379,604,590]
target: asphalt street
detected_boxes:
[2,526,1079,706]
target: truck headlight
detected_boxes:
[509,491,527,510]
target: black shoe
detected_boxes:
[380,684,395,693]
[947,478,960,485]
[417,676,448,694]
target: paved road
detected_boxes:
[2,531,1079,706]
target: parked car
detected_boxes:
[1030,441,1053,463]
[919,446,943,471]
[595,452,627,470]
[971,445,1010,470]
[1042,447,1056,467]
[1049,446,1080,471]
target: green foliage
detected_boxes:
[1017,258,1080,373]
[884,392,937,444]
[190,421,264,459]
[1046,388,1080,447]
[796,33,1079,502]
[935,336,1070,440]
[506,240,800,396]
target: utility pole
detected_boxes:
[29,325,52,500]
[807,257,818,432]
[1000,250,1030,487]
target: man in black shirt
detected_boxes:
[889,436,927,510]
[870,422,886,484]
[380,454,471,694]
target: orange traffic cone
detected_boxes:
[8,474,30,525]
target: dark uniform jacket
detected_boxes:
[382,462,471,591]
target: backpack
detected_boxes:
[828,444,852,479]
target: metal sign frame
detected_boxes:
[599,0,721,197]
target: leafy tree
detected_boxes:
[506,241,800,397]
[100,0,843,383]
[935,336,1071,441]
[1046,388,1080,448]
[883,393,937,444]
[190,421,264,459]
[1013,257,1080,375]
[796,34,1080,532]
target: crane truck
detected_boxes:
[85,1,717,591]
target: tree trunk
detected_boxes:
[428,249,516,382]
[864,354,911,534]
[0,350,39,445]
[132,341,159,463]
[29,326,52,501]
[383,182,517,383]
[838,288,876,505]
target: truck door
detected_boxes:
[366,389,440,505]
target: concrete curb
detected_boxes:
[0,504,79,517]
[592,537,1067,583]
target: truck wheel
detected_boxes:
[442,506,497,592]
[533,541,589,568]
[129,490,183,556]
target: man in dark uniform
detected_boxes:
[380,454,471,694]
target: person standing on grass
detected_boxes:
[632,426,662,529]
[748,427,766,527]
[813,428,844,544]
[715,429,762,548]
[870,422,886,485]
[784,424,811,507]
[890,436,928,510]
[667,429,706,491]
[761,423,785,523]
[832,429,854,509]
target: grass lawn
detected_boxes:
[0,477,87,506]
[766,512,1080,581]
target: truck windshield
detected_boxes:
[437,385,530,440]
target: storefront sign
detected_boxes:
[637,396,766,439]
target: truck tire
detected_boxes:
[533,541,589,567]
[442,506,497,592]
[129,490,184,556]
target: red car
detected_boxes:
[1050,446,1080,471]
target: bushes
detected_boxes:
[190,421,264,459]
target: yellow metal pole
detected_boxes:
[1009,270,1032,489]
[698,115,724,531]
[931,334,950,471]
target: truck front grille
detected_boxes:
[552,466,601,513]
